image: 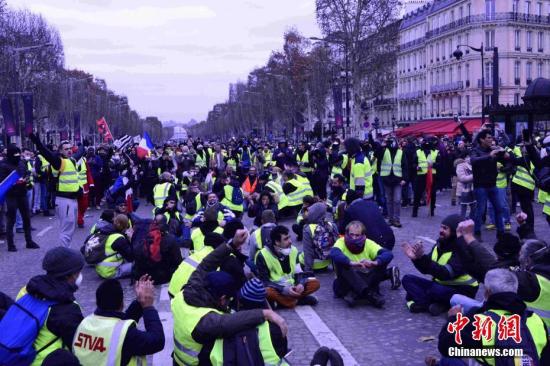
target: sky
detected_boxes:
[9,0,321,123]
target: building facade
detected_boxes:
[397,0,550,124]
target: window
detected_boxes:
[527,31,533,51]
[458,65,462,81]
[527,62,533,81]
[538,32,544,51]
[526,1,531,14]
[466,63,470,81]
[436,70,440,84]
[430,45,434,62]
[449,67,453,83]
[448,39,453,56]
[515,61,521,84]
[513,0,519,13]
[485,0,495,19]
[450,10,455,22]
[442,68,446,84]
[485,30,495,48]
[485,62,493,84]
[458,96,462,114]
[537,2,543,16]
[515,30,521,50]
[514,93,520,105]
[538,62,543,77]
[459,6,463,18]
[466,95,470,115]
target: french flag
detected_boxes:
[137,132,154,159]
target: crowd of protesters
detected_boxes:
[0,119,549,365]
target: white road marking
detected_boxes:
[416,236,436,244]
[37,225,53,237]
[160,284,169,302]
[153,311,174,366]
[294,305,359,366]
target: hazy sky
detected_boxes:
[10,0,321,123]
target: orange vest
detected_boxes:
[242,176,258,194]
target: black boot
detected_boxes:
[412,207,418,217]
[26,241,40,249]
[7,241,17,252]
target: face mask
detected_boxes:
[344,234,366,254]
[278,247,292,256]
[207,199,218,207]
[75,273,83,287]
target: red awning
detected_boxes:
[395,118,482,138]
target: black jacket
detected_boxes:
[470,145,498,188]
[0,160,29,197]
[100,224,134,262]
[94,301,164,366]
[25,275,84,349]
[452,237,497,282]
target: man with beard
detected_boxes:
[0,144,40,251]
[401,214,479,316]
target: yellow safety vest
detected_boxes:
[73,314,145,366]
[190,226,223,252]
[257,246,298,287]
[38,155,50,174]
[431,246,478,287]
[496,162,507,189]
[95,233,125,279]
[168,246,214,298]
[221,185,244,212]
[331,154,348,178]
[298,224,331,270]
[512,146,535,191]
[184,194,203,220]
[284,179,310,207]
[77,157,88,188]
[297,150,312,173]
[153,182,172,208]
[543,192,550,216]
[264,151,273,166]
[349,155,373,199]
[195,151,207,168]
[52,158,80,193]
[473,309,547,366]
[416,150,438,175]
[172,293,223,366]
[380,149,403,178]
[524,274,550,332]
[210,321,288,366]
[333,237,381,263]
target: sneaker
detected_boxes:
[310,346,330,366]
[26,241,40,249]
[298,295,319,306]
[485,223,496,230]
[8,246,17,252]
[390,266,401,290]
[364,291,385,308]
[407,301,427,313]
[78,223,84,228]
[505,222,512,231]
[451,200,456,206]
[428,303,447,316]
[393,220,402,228]
[43,211,53,217]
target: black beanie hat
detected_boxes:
[42,247,85,278]
[494,233,521,258]
[441,214,463,233]
[96,279,124,311]
[223,220,244,240]
[7,144,21,158]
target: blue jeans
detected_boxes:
[488,187,510,226]
[474,187,504,233]
[40,182,49,212]
[450,294,483,314]
[373,175,387,215]
[402,274,464,307]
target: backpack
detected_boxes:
[0,294,57,366]
[143,222,163,263]
[80,231,109,264]
[231,187,244,205]
[312,218,337,261]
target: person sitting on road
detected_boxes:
[15,247,85,365]
[249,209,277,263]
[90,209,115,234]
[154,197,184,242]
[191,206,224,252]
[401,214,479,316]
[171,229,288,366]
[301,201,339,273]
[329,221,395,308]
[115,195,140,228]
[255,225,320,308]
[434,268,549,366]
[291,195,318,242]
[248,190,278,228]
[191,192,235,228]
[95,214,134,279]
[73,276,165,366]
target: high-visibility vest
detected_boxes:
[52,158,80,193]
[164,211,182,225]
[264,150,273,166]
[15,288,68,366]
[543,193,550,216]
[153,182,172,208]
[524,273,550,332]
[333,237,381,263]
[210,321,288,366]
[77,157,88,188]
[171,293,223,366]
[227,158,237,171]
[25,160,34,187]
[184,193,203,220]
[331,154,348,178]
[73,314,145,366]
[38,154,50,174]
[349,155,373,199]
[473,309,547,366]
[190,226,223,252]
[168,246,214,298]
[257,246,298,287]
[95,233,125,279]
[298,224,331,270]
[380,149,403,178]
[297,150,312,173]
[221,185,244,212]
[195,151,207,168]
[512,146,535,191]
[431,246,478,287]
[416,150,438,175]
[285,179,309,207]
[242,176,258,194]
[496,162,507,189]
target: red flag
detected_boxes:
[426,167,433,205]
[96,117,113,142]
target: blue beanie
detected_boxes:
[239,278,266,304]
[206,271,239,299]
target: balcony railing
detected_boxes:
[425,13,550,40]
[430,81,464,94]
[399,37,426,52]
[373,98,397,106]
[477,78,503,88]
[398,90,423,100]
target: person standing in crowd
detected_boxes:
[344,137,373,199]
[311,146,330,200]
[455,151,476,219]
[412,138,440,217]
[76,151,94,228]
[0,144,40,251]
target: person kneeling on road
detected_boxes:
[73,275,165,366]
[329,221,395,308]
[95,214,134,279]
[255,225,320,308]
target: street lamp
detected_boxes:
[310,35,350,139]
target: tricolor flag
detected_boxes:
[0,171,22,204]
[136,132,154,159]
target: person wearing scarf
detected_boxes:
[329,220,394,308]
